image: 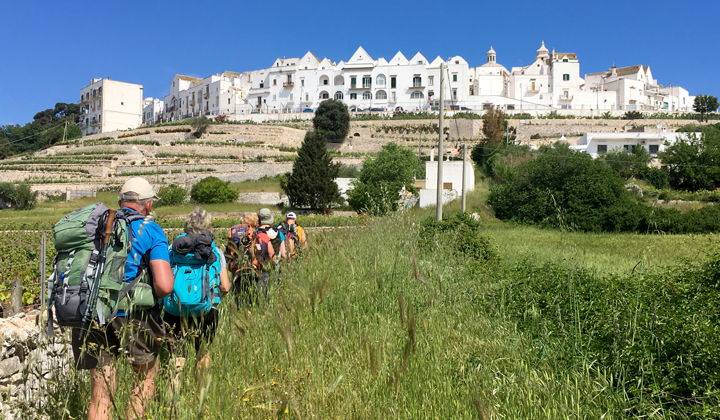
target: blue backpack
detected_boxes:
[162,234,221,317]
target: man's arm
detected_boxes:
[149,259,174,299]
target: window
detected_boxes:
[391,91,396,101]
[320,92,329,99]
[335,91,344,100]
[563,74,570,81]
[376,90,387,100]
[260,82,264,88]
[428,90,434,98]
[453,89,457,100]
[305,93,309,101]
[376,74,386,86]
[350,93,357,100]
[273,79,277,86]
[289,93,294,101]
[412,76,422,87]
[206,86,209,93]
[623,145,631,152]
[172,82,175,87]
[411,91,424,99]
[452,73,457,82]
[273,94,276,100]
[362,77,372,88]
[563,58,568,62]
[649,145,659,154]
[228,98,231,104]
[351,77,357,88]
[391,76,396,88]
[428,76,434,86]
[597,145,607,153]
[362,91,372,100]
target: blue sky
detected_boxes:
[1,0,717,125]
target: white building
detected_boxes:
[142,98,164,125]
[419,153,475,208]
[571,132,700,158]
[585,65,694,112]
[163,72,252,122]
[78,78,143,136]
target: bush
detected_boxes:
[622,110,644,119]
[0,182,37,210]
[337,164,360,178]
[155,184,188,207]
[190,176,237,204]
[285,131,341,213]
[190,115,210,134]
[420,213,499,265]
[598,145,650,179]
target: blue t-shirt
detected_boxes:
[123,208,170,283]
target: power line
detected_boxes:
[5,120,71,144]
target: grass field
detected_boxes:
[30,180,719,419]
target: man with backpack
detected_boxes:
[281,212,308,257]
[69,178,174,420]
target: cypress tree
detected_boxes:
[313,99,350,142]
[285,130,340,213]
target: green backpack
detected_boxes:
[47,203,155,338]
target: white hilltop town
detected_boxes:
[0,42,710,208]
[77,43,699,136]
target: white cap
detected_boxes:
[286,212,297,219]
[119,177,159,201]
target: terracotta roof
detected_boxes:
[224,71,241,77]
[176,74,203,82]
[587,65,642,77]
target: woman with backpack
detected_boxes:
[162,207,230,384]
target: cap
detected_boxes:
[119,177,159,201]
[286,212,297,219]
[258,208,274,225]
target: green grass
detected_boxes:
[22,177,720,419]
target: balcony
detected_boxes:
[203,93,209,100]
[558,95,574,101]
[80,97,89,104]
[283,82,294,88]
[349,84,372,90]
[411,84,425,89]
[166,105,177,112]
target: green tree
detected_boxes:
[313,99,350,142]
[190,177,237,204]
[693,95,719,123]
[284,131,340,213]
[482,106,506,144]
[0,101,82,157]
[347,142,421,215]
[598,145,650,179]
[622,110,645,120]
[0,183,37,210]
[488,145,632,232]
[190,115,211,137]
[659,129,720,191]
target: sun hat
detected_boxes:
[119,177,159,201]
[286,212,297,219]
[258,208,274,225]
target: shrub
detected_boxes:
[284,131,341,213]
[190,115,211,134]
[155,184,188,207]
[0,182,37,210]
[190,176,237,204]
[482,106,505,144]
[622,110,644,119]
[337,164,360,178]
[530,133,541,139]
[597,145,650,179]
[420,213,499,265]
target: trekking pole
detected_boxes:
[40,232,46,310]
[81,209,117,335]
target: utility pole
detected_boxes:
[62,120,67,143]
[436,62,445,221]
[461,143,467,213]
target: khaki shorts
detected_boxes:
[71,311,166,369]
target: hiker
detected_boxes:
[281,211,308,257]
[70,178,174,420]
[162,207,230,384]
[253,208,286,291]
[226,211,264,299]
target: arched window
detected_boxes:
[335,91,344,100]
[411,91,424,99]
[376,74,386,86]
[362,91,372,100]
[334,75,344,85]
[320,91,329,99]
[376,90,387,100]
[319,75,329,86]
